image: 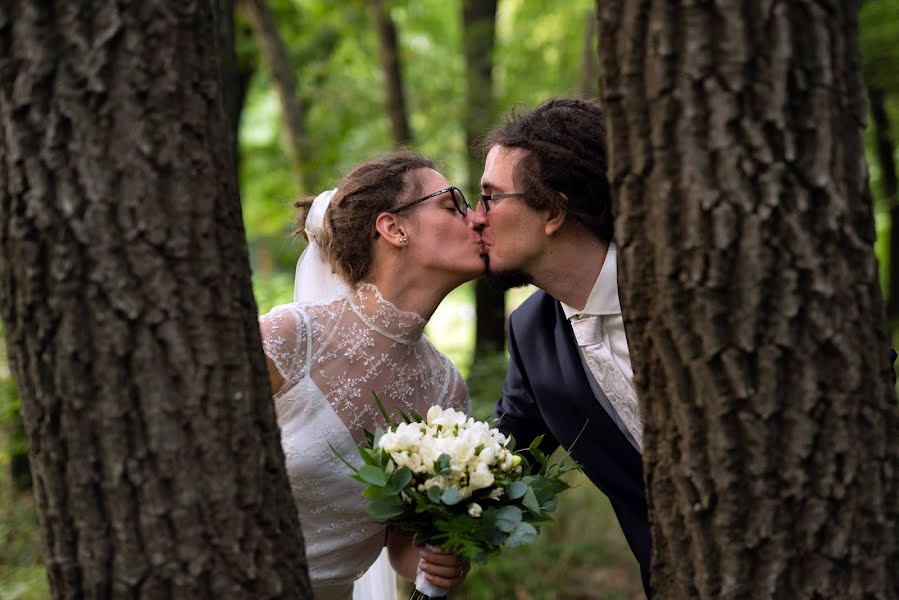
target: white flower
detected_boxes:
[426,405,444,424]
[488,487,504,501]
[469,463,494,491]
[467,502,483,518]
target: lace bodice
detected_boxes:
[259,284,470,593]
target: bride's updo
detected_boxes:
[295,151,435,285]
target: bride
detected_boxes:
[259,152,483,600]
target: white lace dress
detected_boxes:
[260,284,470,600]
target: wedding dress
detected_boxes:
[260,283,470,600]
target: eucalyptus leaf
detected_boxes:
[435,453,452,475]
[440,487,464,506]
[495,505,522,532]
[507,481,528,500]
[428,485,442,503]
[506,521,538,548]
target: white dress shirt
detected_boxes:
[560,242,642,452]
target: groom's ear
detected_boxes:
[374,212,408,248]
[544,193,568,236]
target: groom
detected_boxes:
[470,97,652,595]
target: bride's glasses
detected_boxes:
[390,186,471,217]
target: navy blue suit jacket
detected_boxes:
[495,289,651,596]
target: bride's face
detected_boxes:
[400,169,486,283]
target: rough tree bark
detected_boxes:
[598,1,899,598]
[239,0,311,192]
[371,0,413,146]
[869,87,899,325]
[0,1,311,597]
[463,0,505,357]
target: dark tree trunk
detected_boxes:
[598,1,899,598]
[229,17,257,187]
[0,1,311,597]
[579,9,599,98]
[371,0,413,146]
[463,0,505,358]
[870,87,899,325]
[239,0,310,192]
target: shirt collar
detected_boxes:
[561,242,620,319]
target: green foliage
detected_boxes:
[861,0,899,95]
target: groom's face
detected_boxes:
[474,145,549,290]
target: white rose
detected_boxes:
[467,502,483,518]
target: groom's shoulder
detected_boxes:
[509,289,562,330]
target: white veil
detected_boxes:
[297,189,398,600]
[293,189,350,304]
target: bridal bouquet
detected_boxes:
[340,396,578,599]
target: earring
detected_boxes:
[399,235,408,244]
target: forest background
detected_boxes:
[2,1,897,598]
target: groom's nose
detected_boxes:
[470,201,488,231]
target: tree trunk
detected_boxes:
[371,0,413,146]
[0,1,312,597]
[239,0,310,193]
[579,9,599,98]
[598,2,899,598]
[870,87,899,325]
[463,0,505,358]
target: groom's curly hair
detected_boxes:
[295,151,434,285]
[482,97,613,242]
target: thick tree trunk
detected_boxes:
[371,0,413,146]
[239,0,310,192]
[870,87,899,324]
[463,0,505,358]
[598,2,899,598]
[0,1,311,598]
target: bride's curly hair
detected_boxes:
[294,151,434,285]
[482,97,613,242]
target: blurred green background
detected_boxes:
[3,1,898,598]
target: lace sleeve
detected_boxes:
[442,362,471,417]
[259,304,310,392]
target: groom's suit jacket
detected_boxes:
[496,289,651,596]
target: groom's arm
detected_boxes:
[495,316,559,456]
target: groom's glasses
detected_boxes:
[479,192,525,212]
[391,186,471,217]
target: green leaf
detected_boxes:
[495,505,522,532]
[521,487,540,514]
[408,408,424,422]
[357,465,389,486]
[368,495,405,520]
[328,442,358,473]
[440,487,464,506]
[507,481,528,500]
[372,391,396,427]
[390,466,413,491]
[428,485,443,503]
[435,453,452,475]
[506,521,538,547]
[363,486,397,500]
[528,437,546,467]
